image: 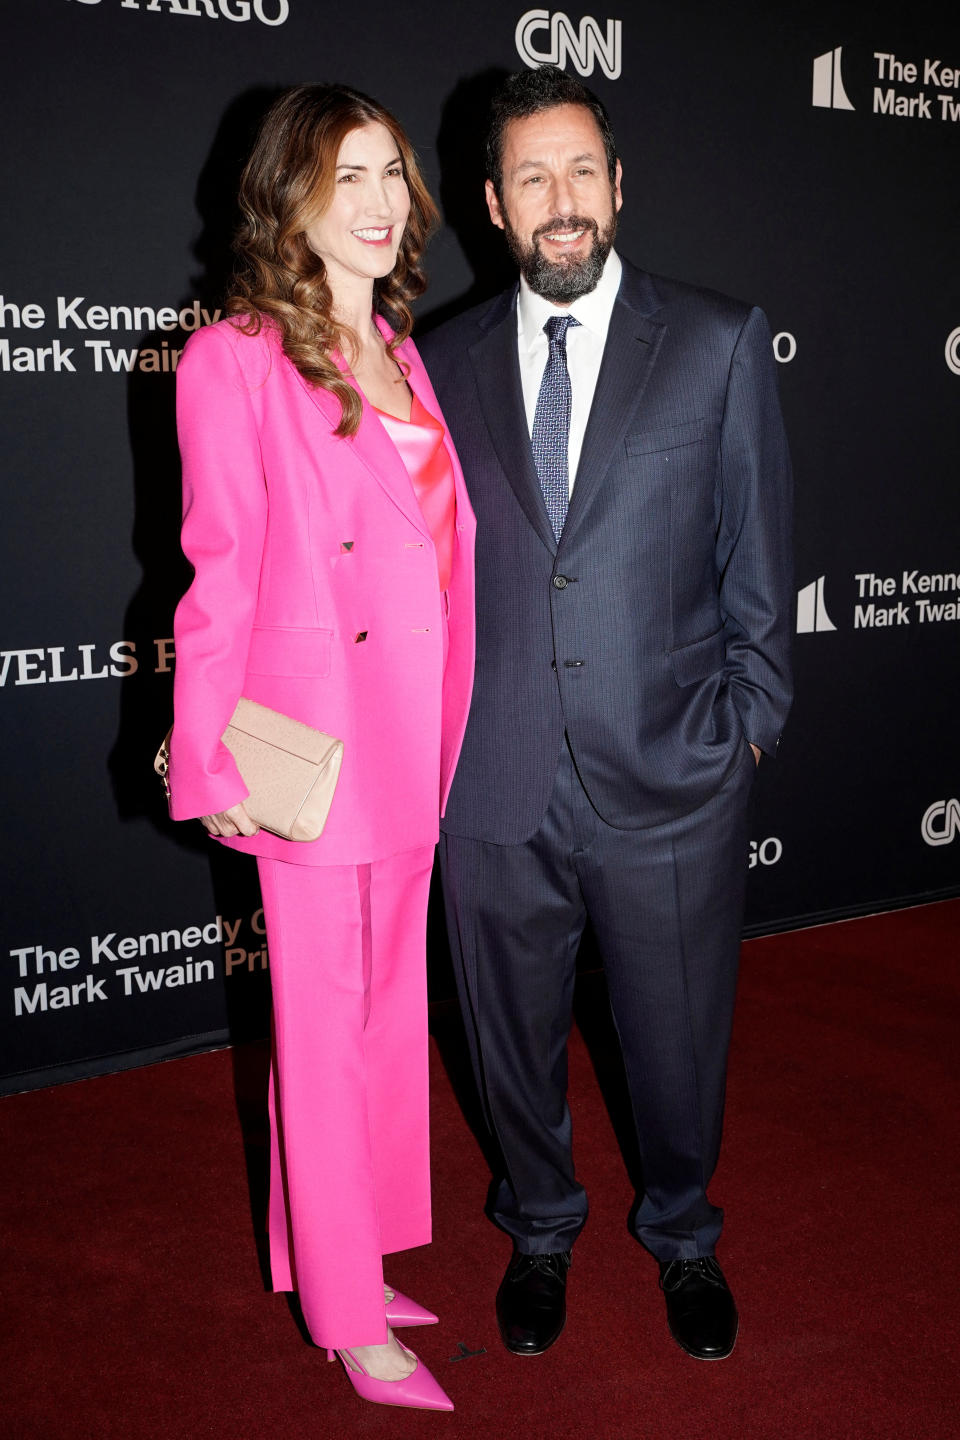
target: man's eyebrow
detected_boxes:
[511,151,602,173]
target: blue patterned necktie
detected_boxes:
[531,314,580,541]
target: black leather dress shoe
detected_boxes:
[659,1257,739,1359]
[496,1250,572,1355]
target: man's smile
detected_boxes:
[541,228,587,244]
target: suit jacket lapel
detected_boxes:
[561,268,665,544]
[468,292,558,555]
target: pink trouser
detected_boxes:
[257,845,435,1348]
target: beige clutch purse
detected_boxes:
[155,698,344,842]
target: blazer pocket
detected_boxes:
[246,626,333,678]
[669,629,725,687]
[625,419,705,456]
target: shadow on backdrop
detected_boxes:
[419,69,516,334]
[110,85,282,834]
[107,89,287,1248]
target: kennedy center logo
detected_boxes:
[516,10,622,80]
[796,576,837,634]
[812,47,855,110]
[812,46,960,123]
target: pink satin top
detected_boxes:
[376,393,456,593]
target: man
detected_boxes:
[420,67,792,1361]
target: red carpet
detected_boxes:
[3,900,958,1440]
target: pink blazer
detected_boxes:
[168,315,476,866]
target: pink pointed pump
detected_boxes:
[326,1338,454,1412]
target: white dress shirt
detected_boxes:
[516,248,622,492]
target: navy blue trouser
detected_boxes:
[439,737,756,1261]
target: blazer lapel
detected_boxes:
[561,271,665,544]
[468,293,558,555]
[287,333,431,539]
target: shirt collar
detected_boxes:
[517,248,623,352]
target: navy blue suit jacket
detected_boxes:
[420,259,793,844]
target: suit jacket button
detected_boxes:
[553,575,568,589]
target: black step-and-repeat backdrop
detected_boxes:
[2,1,958,1094]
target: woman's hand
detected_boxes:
[201,803,259,838]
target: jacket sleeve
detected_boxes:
[716,305,794,755]
[168,322,268,819]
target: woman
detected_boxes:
[167,84,475,1412]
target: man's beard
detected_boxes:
[502,208,617,303]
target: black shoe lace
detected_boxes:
[659,1257,725,1292]
[509,1251,572,1283]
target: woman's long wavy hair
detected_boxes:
[228,84,438,436]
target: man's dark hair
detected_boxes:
[486,67,618,199]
